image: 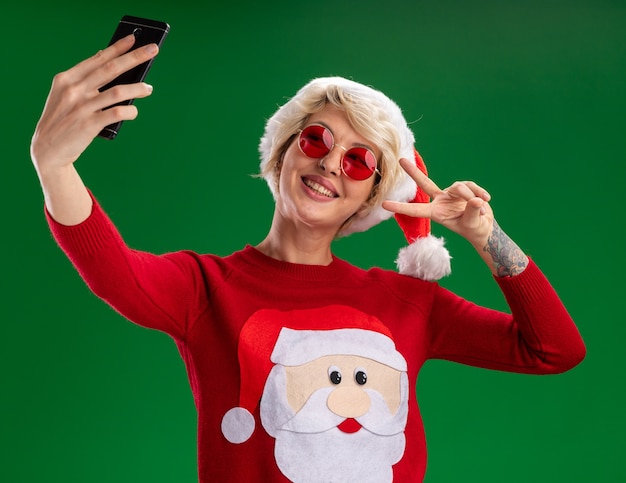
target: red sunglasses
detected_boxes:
[297,124,380,181]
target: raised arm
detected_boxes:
[30,34,158,225]
[30,36,212,339]
[383,159,584,371]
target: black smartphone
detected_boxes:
[98,16,170,140]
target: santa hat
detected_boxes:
[259,76,451,281]
[221,305,405,444]
[392,149,452,281]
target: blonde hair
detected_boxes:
[259,77,417,237]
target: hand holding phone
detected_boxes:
[98,16,170,139]
[32,16,168,191]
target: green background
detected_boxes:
[2,0,624,481]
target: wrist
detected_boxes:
[479,220,529,277]
[35,164,92,227]
[35,163,75,184]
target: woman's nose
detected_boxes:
[320,145,345,176]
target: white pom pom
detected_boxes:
[396,235,451,281]
[221,407,255,444]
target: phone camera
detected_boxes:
[133,27,142,38]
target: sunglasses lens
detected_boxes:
[343,148,377,181]
[299,125,333,158]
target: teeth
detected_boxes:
[304,179,336,198]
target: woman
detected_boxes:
[31,35,585,483]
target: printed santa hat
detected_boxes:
[221,305,405,445]
[259,76,451,281]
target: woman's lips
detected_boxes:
[302,175,339,199]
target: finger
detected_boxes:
[84,42,159,91]
[97,104,140,127]
[444,181,491,203]
[444,181,480,201]
[399,157,443,197]
[459,181,491,201]
[88,82,154,112]
[70,34,137,80]
[382,200,432,219]
[463,198,488,225]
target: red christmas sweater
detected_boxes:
[47,195,585,483]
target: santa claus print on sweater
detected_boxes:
[221,305,410,483]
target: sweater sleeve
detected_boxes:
[46,193,211,341]
[427,260,586,374]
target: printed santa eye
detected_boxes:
[328,366,342,385]
[354,368,368,385]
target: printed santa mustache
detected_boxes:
[280,386,408,436]
[261,365,410,436]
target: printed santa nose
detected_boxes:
[327,386,371,418]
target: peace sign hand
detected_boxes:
[382,158,494,250]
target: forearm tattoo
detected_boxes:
[483,220,529,277]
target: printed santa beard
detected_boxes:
[260,365,409,483]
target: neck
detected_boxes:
[256,214,337,266]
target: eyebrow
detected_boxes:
[315,121,377,153]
